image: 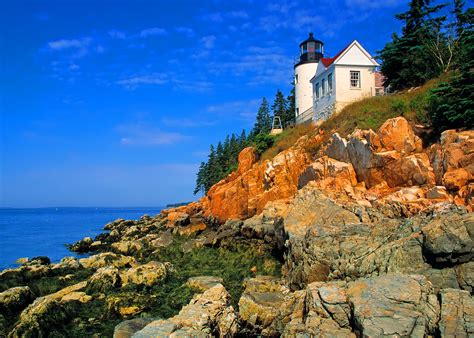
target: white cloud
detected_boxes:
[161,117,216,128]
[117,122,188,146]
[48,38,91,51]
[140,27,167,38]
[116,73,169,88]
[345,0,403,8]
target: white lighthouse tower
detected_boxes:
[294,33,324,123]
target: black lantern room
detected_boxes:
[295,32,324,66]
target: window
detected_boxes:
[295,74,298,84]
[350,71,360,88]
[328,73,333,92]
[296,108,299,116]
[315,83,320,99]
[322,78,326,96]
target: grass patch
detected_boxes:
[256,77,446,163]
[260,123,315,161]
[319,76,444,139]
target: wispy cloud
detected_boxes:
[161,117,216,128]
[48,38,91,51]
[117,122,188,146]
[108,30,127,39]
[201,10,249,22]
[116,73,169,88]
[206,99,260,121]
[140,27,167,38]
[201,35,216,49]
[345,0,403,8]
[175,27,195,37]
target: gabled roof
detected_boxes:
[310,40,379,82]
[319,42,351,67]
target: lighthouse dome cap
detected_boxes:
[299,32,324,47]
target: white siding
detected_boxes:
[295,62,318,119]
[336,44,376,66]
[334,65,376,111]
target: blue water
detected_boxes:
[0,207,163,270]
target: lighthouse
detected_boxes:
[294,33,324,122]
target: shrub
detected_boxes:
[252,133,275,155]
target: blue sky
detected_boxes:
[1,0,409,207]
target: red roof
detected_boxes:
[320,42,352,68]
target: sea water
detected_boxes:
[0,207,162,270]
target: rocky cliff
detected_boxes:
[0,116,472,337]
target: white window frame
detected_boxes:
[315,82,320,100]
[322,78,326,96]
[328,73,333,93]
[350,70,360,88]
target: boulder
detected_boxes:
[422,212,473,265]
[0,286,35,314]
[201,141,311,222]
[455,261,474,293]
[9,281,87,337]
[87,267,121,293]
[237,147,258,174]
[114,318,155,338]
[68,237,94,253]
[133,284,238,337]
[346,274,439,337]
[377,116,422,153]
[298,156,358,192]
[438,288,474,337]
[166,212,190,227]
[325,133,350,162]
[238,275,307,336]
[111,240,145,256]
[120,261,172,287]
[186,276,224,291]
[79,252,136,269]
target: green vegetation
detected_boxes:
[0,237,281,337]
[428,4,473,132]
[149,236,281,309]
[194,86,296,194]
[379,0,473,132]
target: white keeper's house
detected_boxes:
[294,33,383,124]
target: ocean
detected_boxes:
[0,207,163,270]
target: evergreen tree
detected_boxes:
[379,0,446,90]
[239,129,247,148]
[253,98,271,135]
[193,161,207,195]
[286,84,296,124]
[271,89,288,126]
[429,6,474,131]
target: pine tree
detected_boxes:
[253,98,271,135]
[271,89,288,126]
[379,0,446,90]
[429,5,474,131]
[193,162,207,195]
[239,129,247,148]
[286,84,296,125]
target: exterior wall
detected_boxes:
[312,64,336,122]
[294,62,318,120]
[334,65,376,109]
